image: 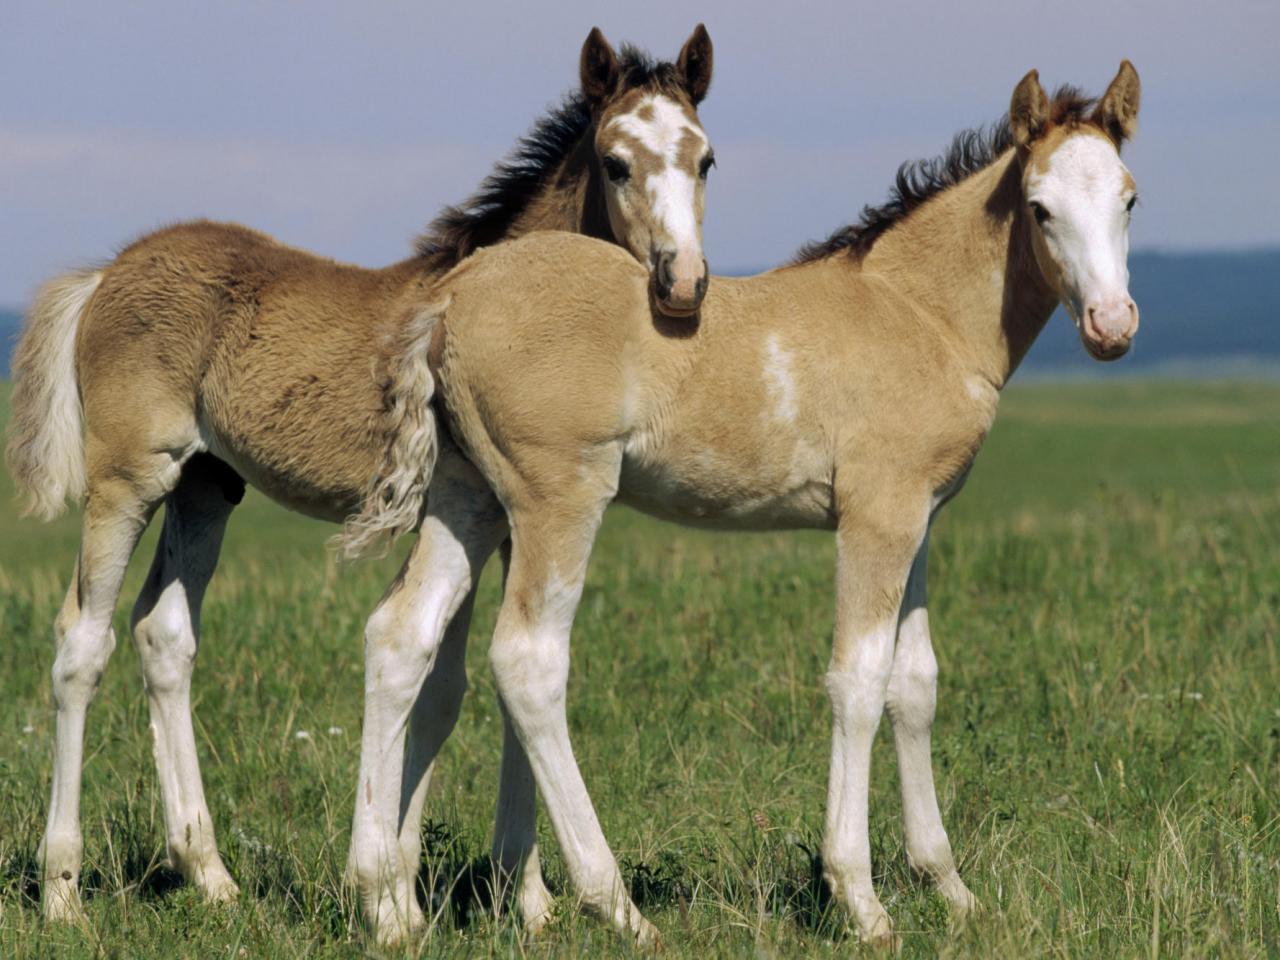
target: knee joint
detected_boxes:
[364,600,455,697]
[825,658,893,727]
[886,651,938,725]
[889,659,937,700]
[132,603,197,693]
[52,624,116,700]
[490,631,568,718]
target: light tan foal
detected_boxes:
[346,62,1141,945]
[6,27,717,946]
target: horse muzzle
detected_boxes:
[653,250,709,317]
[1080,295,1139,361]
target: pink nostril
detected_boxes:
[1085,305,1101,341]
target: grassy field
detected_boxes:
[1,380,1278,958]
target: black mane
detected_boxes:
[415,45,685,270]
[794,86,1096,263]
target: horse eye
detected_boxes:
[602,155,630,184]
[1030,201,1051,225]
[1126,194,1138,213]
[699,152,716,180]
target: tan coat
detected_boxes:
[346,63,1142,948]
[2,26,721,947]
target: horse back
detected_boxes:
[78,219,422,520]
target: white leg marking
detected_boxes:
[492,703,556,931]
[348,453,505,946]
[823,619,898,944]
[42,475,166,922]
[395,582,477,891]
[131,480,238,903]
[821,514,928,945]
[490,504,656,945]
[885,534,977,915]
[42,603,116,924]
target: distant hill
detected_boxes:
[3,249,1278,378]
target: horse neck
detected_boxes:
[503,131,614,243]
[394,124,614,280]
[857,151,1058,387]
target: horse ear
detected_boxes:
[676,24,713,105]
[1010,69,1050,148]
[580,27,620,105]
[1093,60,1141,146]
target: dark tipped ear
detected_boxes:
[1093,60,1141,146]
[580,27,620,105]
[1010,69,1051,148]
[676,23,713,105]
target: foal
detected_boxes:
[350,63,1142,945]
[5,26,716,943]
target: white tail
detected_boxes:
[334,297,449,561]
[5,270,102,520]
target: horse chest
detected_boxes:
[918,376,999,494]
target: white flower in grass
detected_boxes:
[294,729,312,741]
[327,726,344,736]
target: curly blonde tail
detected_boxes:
[334,297,449,561]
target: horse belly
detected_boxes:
[618,446,835,531]
[197,380,381,524]
[197,420,371,523]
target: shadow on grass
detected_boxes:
[3,852,42,910]
[3,850,186,914]
[623,839,849,939]
[414,820,502,931]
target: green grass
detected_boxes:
[1,380,1278,958]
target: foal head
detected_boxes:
[582,25,715,317]
[1011,62,1142,360]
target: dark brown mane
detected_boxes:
[415,45,685,271]
[794,86,1097,264]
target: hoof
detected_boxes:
[517,877,556,938]
[365,887,425,947]
[938,874,980,918]
[522,907,553,940]
[196,866,241,905]
[634,916,663,951]
[372,913,416,949]
[42,880,88,927]
[857,910,899,952]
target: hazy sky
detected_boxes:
[2,0,1277,304]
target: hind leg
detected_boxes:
[392,455,506,924]
[493,698,556,932]
[393,579,483,887]
[491,541,556,933]
[129,454,241,903]
[349,450,507,945]
[40,448,186,922]
[401,534,556,935]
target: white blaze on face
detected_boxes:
[1026,133,1135,322]
[608,95,707,264]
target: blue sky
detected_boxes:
[1,0,1277,304]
